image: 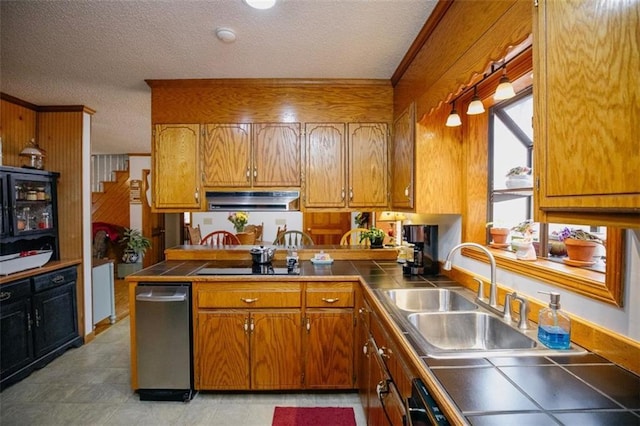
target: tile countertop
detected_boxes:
[126,259,640,425]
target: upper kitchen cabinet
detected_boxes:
[253,123,301,187]
[304,122,389,210]
[390,103,415,210]
[533,0,640,227]
[304,123,346,208]
[202,123,251,187]
[152,124,202,211]
[202,123,301,189]
[348,123,389,209]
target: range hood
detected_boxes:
[206,191,300,211]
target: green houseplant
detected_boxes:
[359,227,385,248]
[556,227,603,263]
[119,228,152,263]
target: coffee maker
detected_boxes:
[402,225,439,276]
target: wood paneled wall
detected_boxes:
[393,0,532,121]
[147,79,393,125]
[0,97,37,166]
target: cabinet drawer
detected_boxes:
[198,284,301,309]
[306,282,354,308]
[0,278,31,305]
[32,267,77,293]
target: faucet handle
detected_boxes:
[472,277,485,301]
[503,292,515,322]
[511,293,531,330]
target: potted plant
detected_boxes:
[119,228,151,263]
[228,211,249,233]
[486,221,510,245]
[505,166,533,189]
[359,227,385,248]
[556,227,603,263]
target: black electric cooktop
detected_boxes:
[196,261,300,276]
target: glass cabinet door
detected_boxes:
[9,175,55,237]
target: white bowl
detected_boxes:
[505,175,533,189]
[0,250,53,275]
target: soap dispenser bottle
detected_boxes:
[537,291,571,349]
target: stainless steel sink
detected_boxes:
[406,312,536,352]
[381,288,478,313]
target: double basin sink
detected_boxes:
[377,288,584,358]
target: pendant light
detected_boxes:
[467,85,485,115]
[445,101,462,127]
[494,65,516,100]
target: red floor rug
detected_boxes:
[272,406,356,426]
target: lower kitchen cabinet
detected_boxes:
[194,282,303,390]
[304,282,356,389]
[0,266,82,390]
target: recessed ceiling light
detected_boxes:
[244,0,276,10]
[216,27,236,43]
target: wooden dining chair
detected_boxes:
[187,224,202,245]
[200,230,241,246]
[339,228,371,246]
[273,230,315,247]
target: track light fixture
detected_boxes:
[445,101,462,127]
[467,85,485,115]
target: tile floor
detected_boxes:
[0,317,366,425]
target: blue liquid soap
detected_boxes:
[538,325,570,349]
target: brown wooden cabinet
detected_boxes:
[202,123,251,187]
[152,124,201,210]
[303,282,355,389]
[304,123,347,208]
[390,103,415,210]
[533,0,640,227]
[202,122,301,189]
[195,283,302,390]
[305,122,388,209]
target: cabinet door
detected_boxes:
[0,172,9,237]
[202,124,251,187]
[304,310,354,389]
[391,103,415,209]
[251,311,302,389]
[253,123,301,187]
[534,0,640,218]
[304,123,346,208]
[348,123,388,208]
[32,282,78,358]
[153,124,201,210]
[0,298,33,379]
[197,311,250,390]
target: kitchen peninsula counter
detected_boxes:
[126,257,640,425]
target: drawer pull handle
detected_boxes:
[0,291,11,301]
[322,297,339,303]
[241,297,258,303]
[52,275,65,284]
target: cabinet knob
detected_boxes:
[349,188,353,200]
[0,291,11,301]
[321,297,339,304]
[241,297,258,304]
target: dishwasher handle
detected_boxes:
[136,288,188,302]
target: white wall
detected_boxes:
[406,212,640,341]
[192,211,302,244]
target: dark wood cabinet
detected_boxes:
[0,166,60,259]
[0,266,81,390]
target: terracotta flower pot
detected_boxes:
[490,228,509,244]
[564,238,598,262]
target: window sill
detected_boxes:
[462,245,621,305]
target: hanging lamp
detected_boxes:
[445,101,462,127]
[467,85,485,115]
[494,65,516,100]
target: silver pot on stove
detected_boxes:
[250,246,276,264]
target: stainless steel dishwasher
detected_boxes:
[135,283,194,401]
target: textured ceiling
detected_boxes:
[1,0,436,154]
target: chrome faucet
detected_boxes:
[443,242,498,309]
